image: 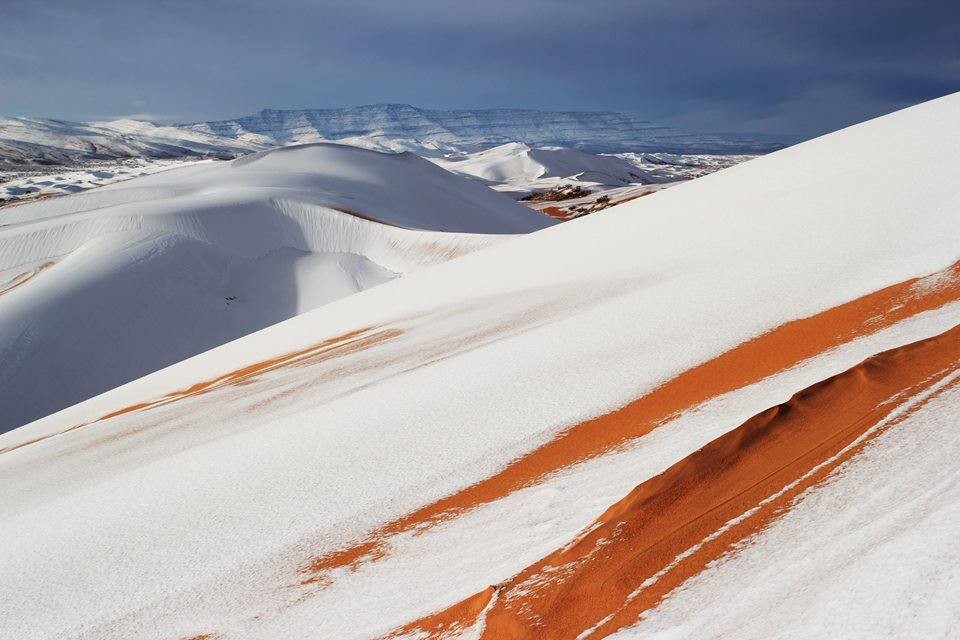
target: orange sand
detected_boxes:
[300,261,960,586]
[0,326,400,455]
[396,322,960,639]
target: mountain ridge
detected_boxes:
[181,103,793,153]
[1,105,795,171]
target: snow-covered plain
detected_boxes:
[2,93,960,640]
[0,143,552,431]
[0,158,203,203]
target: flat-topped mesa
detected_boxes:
[180,104,792,153]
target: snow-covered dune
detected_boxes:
[2,93,960,640]
[435,142,647,189]
[433,143,752,219]
[0,143,552,430]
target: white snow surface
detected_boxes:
[298,303,960,640]
[0,142,552,430]
[0,116,263,166]
[611,370,960,640]
[430,143,750,204]
[2,93,960,639]
[433,142,647,187]
[614,151,756,182]
[0,158,203,203]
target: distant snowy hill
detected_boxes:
[434,142,648,188]
[0,142,551,431]
[182,104,792,154]
[1,106,773,207]
[0,116,263,168]
[431,143,753,217]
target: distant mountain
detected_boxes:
[0,105,794,170]
[180,104,793,154]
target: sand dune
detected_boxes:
[296,259,960,589]
[396,323,960,638]
[1,94,960,639]
[0,143,552,431]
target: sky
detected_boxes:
[2,0,959,136]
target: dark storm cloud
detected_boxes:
[1,0,958,135]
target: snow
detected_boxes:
[432,142,647,187]
[183,104,791,153]
[613,151,756,181]
[142,304,960,639]
[0,142,552,430]
[1,92,960,639]
[0,106,781,178]
[612,371,960,640]
[0,116,263,167]
[0,158,203,203]
[431,143,750,210]
[1,108,761,207]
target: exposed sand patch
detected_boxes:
[297,261,960,588]
[0,259,55,297]
[397,322,960,639]
[0,326,400,456]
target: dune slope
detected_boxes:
[1,93,959,640]
[0,143,552,430]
